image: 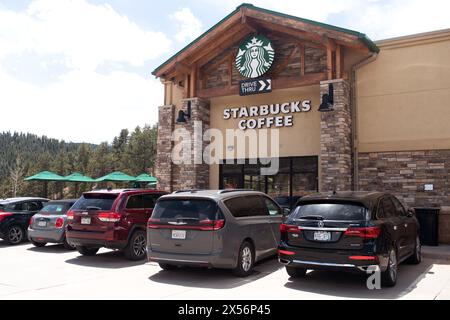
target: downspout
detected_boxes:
[351,52,378,191]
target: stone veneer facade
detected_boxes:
[358,150,450,243]
[155,98,211,193]
[319,79,353,192]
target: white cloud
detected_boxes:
[0,0,171,70]
[0,65,163,143]
[0,0,170,143]
[170,7,203,43]
[339,0,450,40]
[199,0,450,40]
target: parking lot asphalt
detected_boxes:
[1,240,450,300]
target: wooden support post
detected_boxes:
[190,68,197,98]
[327,46,333,80]
[336,45,344,79]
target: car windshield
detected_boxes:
[0,204,5,211]
[152,199,219,222]
[72,194,118,211]
[291,202,368,221]
[41,203,69,214]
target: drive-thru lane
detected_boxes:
[1,241,450,300]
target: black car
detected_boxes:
[278,192,421,287]
[0,197,49,245]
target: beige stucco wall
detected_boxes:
[209,85,321,189]
[357,31,450,153]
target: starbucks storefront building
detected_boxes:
[152,4,450,243]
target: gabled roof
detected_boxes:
[153,3,378,78]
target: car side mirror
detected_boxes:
[282,208,291,216]
[407,209,415,218]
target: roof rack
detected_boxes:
[172,189,204,194]
[218,189,256,195]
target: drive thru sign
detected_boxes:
[239,78,272,96]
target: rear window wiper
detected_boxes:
[295,215,325,221]
[86,206,102,211]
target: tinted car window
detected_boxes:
[126,194,157,209]
[224,195,268,218]
[72,194,118,211]
[264,197,281,216]
[381,198,397,218]
[26,202,40,211]
[12,203,24,211]
[0,204,6,211]
[391,197,406,217]
[291,203,367,221]
[152,199,219,221]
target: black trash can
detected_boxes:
[415,207,440,247]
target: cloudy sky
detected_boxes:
[1,0,449,144]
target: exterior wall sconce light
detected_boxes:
[176,100,192,123]
[319,83,334,112]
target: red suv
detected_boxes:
[66,189,166,260]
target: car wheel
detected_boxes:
[232,241,255,277]
[381,248,398,287]
[6,226,24,245]
[124,230,147,261]
[406,236,422,265]
[62,237,76,250]
[159,263,177,271]
[77,246,99,256]
[30,239,47,247]
[286,266,307,278]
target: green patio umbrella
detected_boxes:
[24,171,65,198]
[95,171,136,182]
[64,172,95,183]
[64,173,95,198]
[25,171,65,182]
[134,174,158,184]
[132,173,158,189]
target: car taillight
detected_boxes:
[345,227,381,239]
[147,219,160,229]
[280,224,301,234]
[0,212,12,222]
[98,212,121,223]
[67,211,74,221]
[29,217,34,226]
[199,220,225,231]
[55,217,64,229]
[147,219,225,231]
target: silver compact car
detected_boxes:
[28,199,77,249]
[147,190,287,277]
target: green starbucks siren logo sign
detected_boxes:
[236,35,275,79]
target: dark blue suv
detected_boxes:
[278,192,421,287]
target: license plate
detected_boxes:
[314,231,331,242]
[172,230,186,240]
[38,221,47,227]
[81,217,91,225]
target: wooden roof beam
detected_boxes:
[245,9,363,49]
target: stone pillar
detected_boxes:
[156,98,211,192]
[155,105,175,192]
[320,79,353,192]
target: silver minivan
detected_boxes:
[147,190,287,277]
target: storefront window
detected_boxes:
[220,157,318,208]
